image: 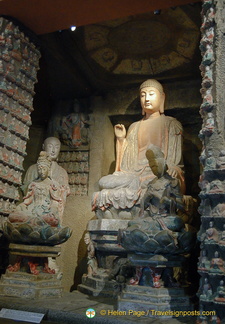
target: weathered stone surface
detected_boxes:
[118,285,193,318]
[0,271,63,299]
[9,243,61,257]
[78,274,120,298]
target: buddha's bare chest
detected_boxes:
[138,121,159,149]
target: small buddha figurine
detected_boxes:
[200,277,213,301]
[210,251,225,274]
[198,250,210,271]
[214,280,225,303]
[205,221,219,243]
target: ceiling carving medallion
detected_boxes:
[83,7,199,76]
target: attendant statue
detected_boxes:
[92,79,185,219]
[118,145,195,255]
[22,137,70,215]
[84,232,98,277]
[5,151,71,245]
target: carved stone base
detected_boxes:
[0,270,63,298]
[0,243,63,298]
[78,273,122,298]
[87,219,129,253]
[118,285,193,318]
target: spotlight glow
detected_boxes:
[71,26,76,31]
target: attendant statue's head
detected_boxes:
[146,144,167,178]
[140,79,165,117]
[37,151,52,180]
[43,137,61,161]
[84,232,91,245]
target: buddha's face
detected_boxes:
[43,137,61,161]
[140,86,164,115]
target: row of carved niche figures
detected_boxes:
[0,146,24,172]
[0,162,22,186]
[199,178,225,197]
[59,161,89,174]
[198,218,225,245]
[0,54,38,84]
[58,151,89,162]
[0,94,32,126]
[0,59,35,95]
[199,248,225,274]
[0,198,16,216]
[0,78,34,112]
[0,112,29,140]
[199,197,225,218]
[0,22,40,73]
[199,2,215,141]
[200,149,225,171]
[0,18,40,58]
[0,129,27,156]
[68,172,88,185]
[0,179,20,201]
[199,275,225,304]
[70,184,88,196]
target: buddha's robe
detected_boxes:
[92,114,184,210]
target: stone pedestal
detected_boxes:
[117,253,193,318]
[118,285,193,318]
[78,273,120,298]
[78,219,129,297]
[87,219,129,267]
[87,219,129,253]
[0,243,63,299]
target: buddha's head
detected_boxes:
[140,79,165,116]
[43,137,61,161]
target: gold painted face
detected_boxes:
[140,86,163,115]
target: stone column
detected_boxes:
[198,0,225,321]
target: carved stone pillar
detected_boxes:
[198,0,225,321]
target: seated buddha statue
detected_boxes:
[92,79,185,219]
